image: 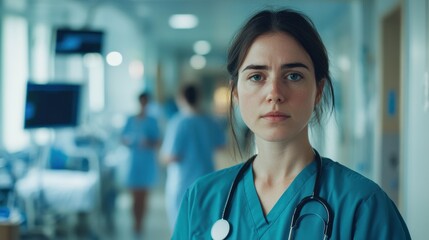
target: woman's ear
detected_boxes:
[315,78,326,105]
[230,80,239,102]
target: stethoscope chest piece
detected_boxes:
[211,219,230,240]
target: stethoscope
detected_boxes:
[210,149,333,240]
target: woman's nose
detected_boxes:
[266,80,286,103]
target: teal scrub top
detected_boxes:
[172,157,411,239]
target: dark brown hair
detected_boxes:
[180,84,199,107]
[138,92,150,105]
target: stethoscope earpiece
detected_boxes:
[211,219,230,240]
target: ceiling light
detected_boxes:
[106,51,123,66]
[190,55,206,69]
[338,55,351,72]
[193,40,211,55]
[129,60,144,79]
[169,14,198,29]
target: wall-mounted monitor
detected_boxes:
[54,28,104,54]
[24,82,82,129]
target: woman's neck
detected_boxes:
[252,138,314,182]
[180,104,198,115]
[137,110,146,118]
[251,138,315,216]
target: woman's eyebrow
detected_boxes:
[241,64,268,72]
[281,62,309,70]
[241,62,309,72]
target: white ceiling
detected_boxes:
[117,0,350,57]
[21,0,351,65]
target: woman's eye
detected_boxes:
[249,74,263,82]
[287,73,303,81]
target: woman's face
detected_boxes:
[139,98,148,111]
[234,32,322,144]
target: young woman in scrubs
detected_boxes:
[121,92,160,235]
[161,84,226,231]
[172,9,411,239]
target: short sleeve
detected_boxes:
[353,191,411,239]
[161,117,184,157]
[121,117,132,136]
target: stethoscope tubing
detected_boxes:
[213,149,333,240]
[220,155,256,220]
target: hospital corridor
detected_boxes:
[0,0,429,239]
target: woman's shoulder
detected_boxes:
[165,114,185,128]
[169,113,191,125]
[187,163,244,199]
[126,115,136,121]
[145,115,158,123]
[322,158,384,198]
[195,163,243,187]
[322,158,410,238]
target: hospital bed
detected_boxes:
[14,147,101,237]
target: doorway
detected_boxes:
[380,6,402,205]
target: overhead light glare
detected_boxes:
[106,51,123,66]
[129,60,144,79]
[169,14,198,29]
[193,40,211,55]
[190,55,206,69]
[338,55,351,72]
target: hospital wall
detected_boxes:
[0,1,153,151]
[0,0,428,239]
[344,0,429,238]
[368,0,429,238]
[403,0,429,238]
[323,1,429,238]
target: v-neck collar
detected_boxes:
[242,158,318,236]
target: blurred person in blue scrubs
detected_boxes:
[121,92,161,235]
[172,9,411,239]
[161,84,226,231]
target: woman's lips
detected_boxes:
[261,112,290,121]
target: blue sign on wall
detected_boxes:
[388,90,397,117]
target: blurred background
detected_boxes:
[0,0,428,239]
